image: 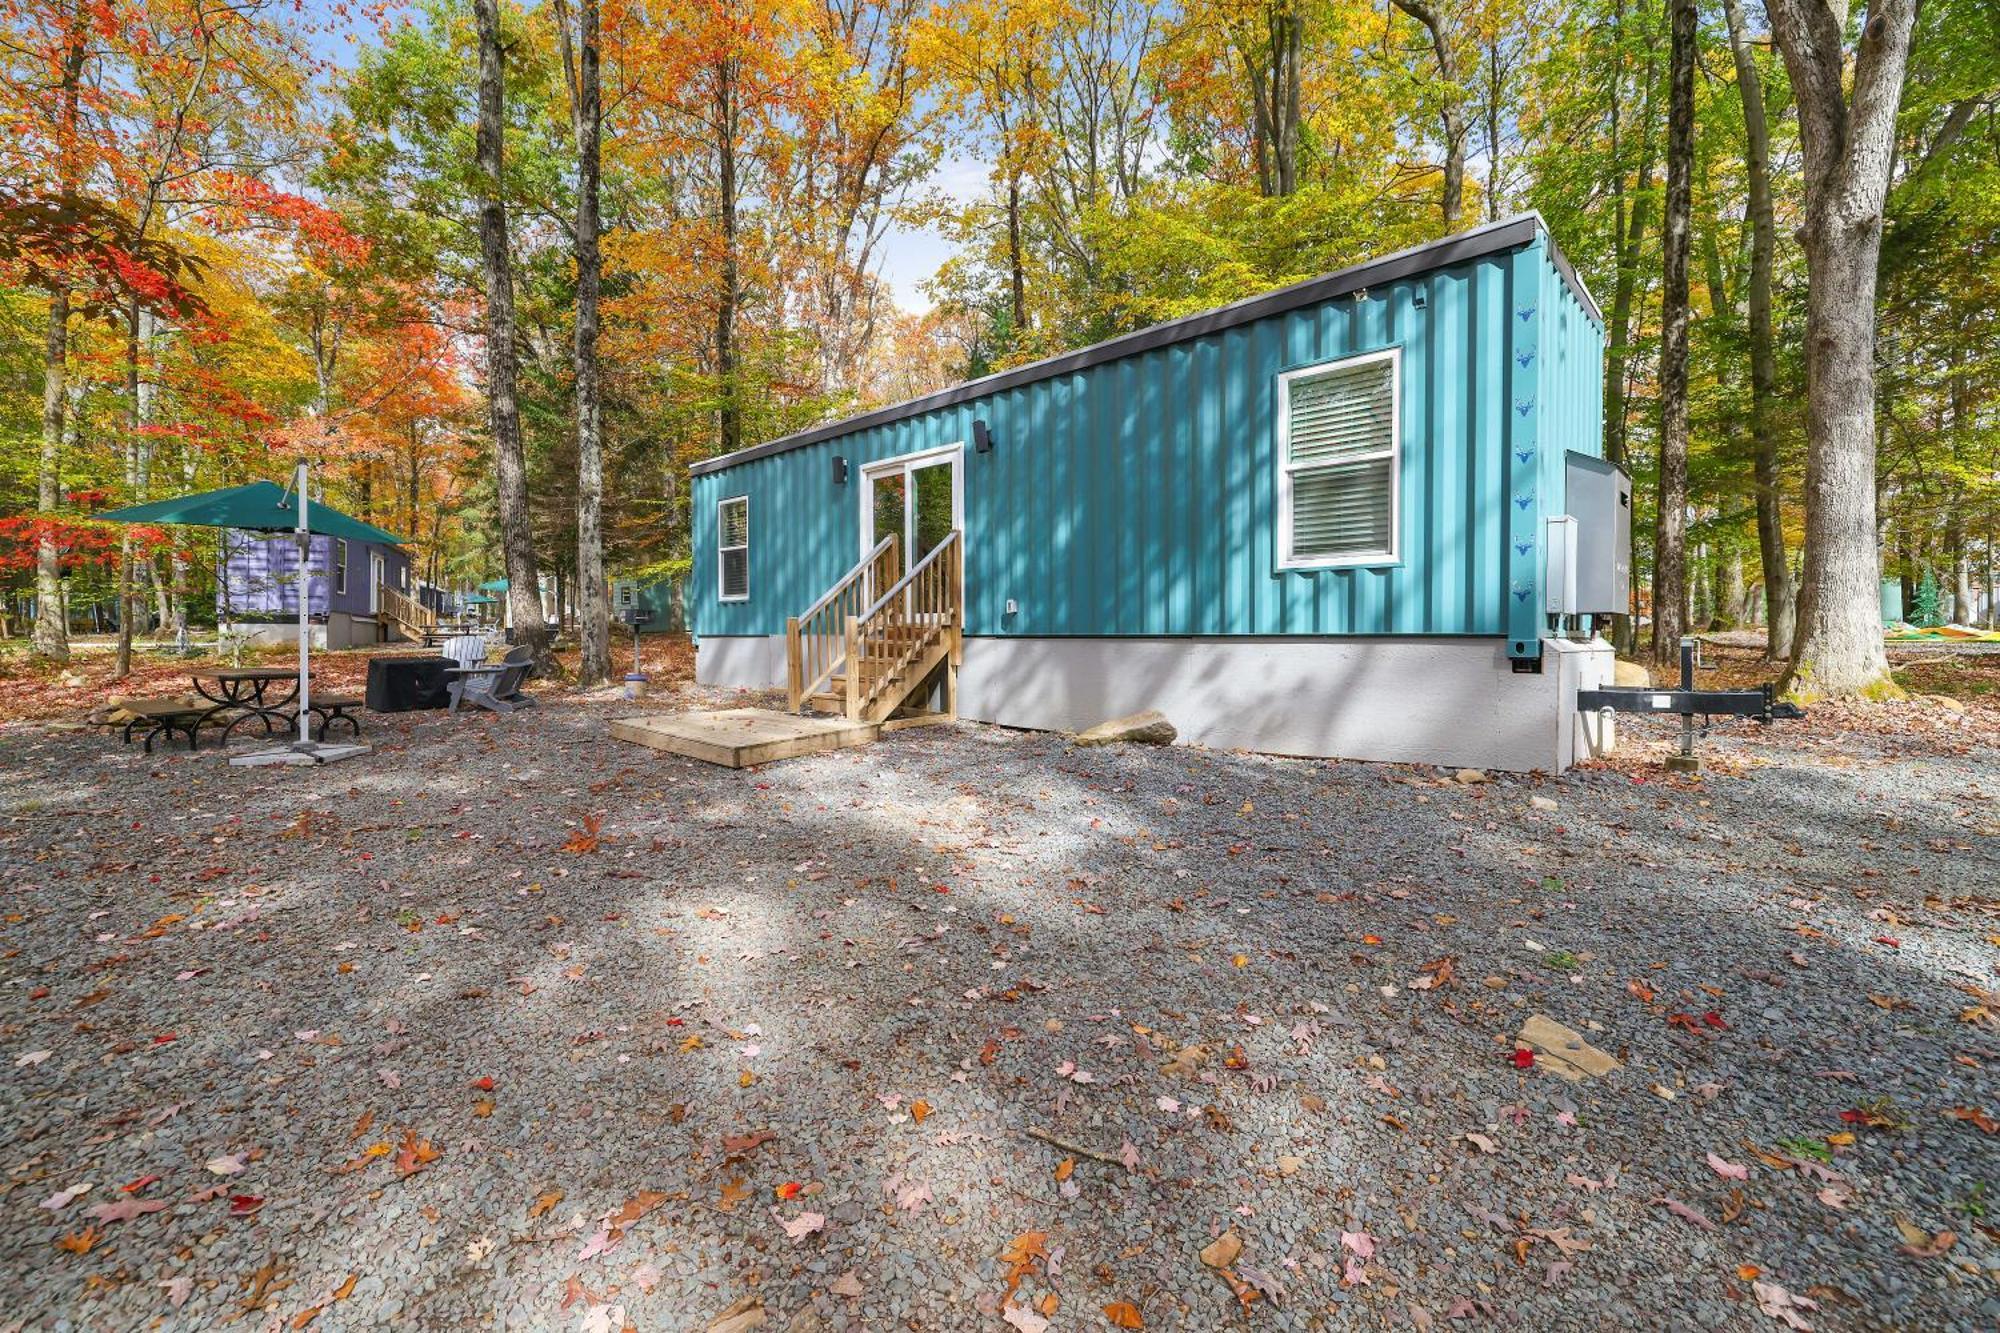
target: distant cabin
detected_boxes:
[686,214,1622,773]
[220,530,422,648]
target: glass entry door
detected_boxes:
[860,446,963,593]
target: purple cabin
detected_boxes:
[220,530,416,649]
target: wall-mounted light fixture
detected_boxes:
[1412,289,1428,310]
[832,455,848,485]
[972,419,994,453]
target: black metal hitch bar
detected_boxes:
[1574,638,1804,771]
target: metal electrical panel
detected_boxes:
[1564,452,1631,615]
[1544,516,1578,615]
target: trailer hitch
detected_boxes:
[1575,638,1805,772]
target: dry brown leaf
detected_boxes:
[530,1189,565,1219]
[910,1099,931,1124]
[1053,1157,1074,1182]
[1103,1301,1144,1329]
[55,1227,99,1254]
[393,1131,438,1177]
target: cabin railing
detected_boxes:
[379,584,435,639]
[787,534,899,712]
[843,529,961,722]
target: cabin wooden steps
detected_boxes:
[379,585,437,644]
[785,530,962,733]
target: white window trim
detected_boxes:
[1274,346,1402,571]
[334,539,349,594]
[717,495,750,603]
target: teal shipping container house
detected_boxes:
[688,214,1620,772]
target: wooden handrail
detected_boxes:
[801,534,896,625]
[380,584,435,633]
[859,529,958,622]
[787,533,899,712]
[842,530,961,721]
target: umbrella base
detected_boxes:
[228,741,372,768]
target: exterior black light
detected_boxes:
[832,455,848,485]
[972,419,993,453]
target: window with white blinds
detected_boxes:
[1276,348,1400,568]
[718,496,749,601]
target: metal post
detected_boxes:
[296,461,311,748]
[1666,636,1700,773]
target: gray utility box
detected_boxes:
[1564,452,1631,615]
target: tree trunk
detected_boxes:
[1651,0,1696,666]
[1723,549,1748,627]
[474,0,553,673]
[1985,532,1996,628]
[1484,39,1504,220]
[1394,0,1465,224]
[1722,0,1794,661]
[35,288,71,663]
[33,25,87,665]
[714,59,742,456]
[1601,11,1658,657]
[1767,0,1917,696]
[1950,518,1973,626]
[1241,1,1301,198]
[115,298,146,677]
[1006,166,1026,333]
[562,0,611,688]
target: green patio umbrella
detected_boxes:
[94,465,399,765]
[94,479,406,544]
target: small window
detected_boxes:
[1276,348,1400,568]
[718,497,749,601]
[334,539,349,594]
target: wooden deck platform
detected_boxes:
[609,707,888,768]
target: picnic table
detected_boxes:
[191,667,302,742]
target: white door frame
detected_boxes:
[369,552,385,613]
[858,443,964,565]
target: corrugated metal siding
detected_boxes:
[221,533,408,618]
[693,237,1602,642]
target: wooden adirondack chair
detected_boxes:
[446,644,536,715]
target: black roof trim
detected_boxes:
[692,212,1598,477]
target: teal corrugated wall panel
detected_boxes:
[690,238,1604,644]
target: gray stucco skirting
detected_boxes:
[694,635,1613,773]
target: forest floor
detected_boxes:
[0,636,1995,1331]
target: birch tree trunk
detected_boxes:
[1767,0,1917,698]
[35,288,70,663]
[560,0,610,687]
[1650,0,1696,666]
[1723,0,1795,660]
[474,0,553,673]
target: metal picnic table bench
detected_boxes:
[103,669,365,753]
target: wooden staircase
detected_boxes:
[379,585,436,643]
[786,530,962,725]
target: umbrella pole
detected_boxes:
[296,460,311,748]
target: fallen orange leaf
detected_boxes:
[55,1227,99,1254]
[1104,1299,1145,1328]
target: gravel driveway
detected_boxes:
[2,688,1995,1331]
